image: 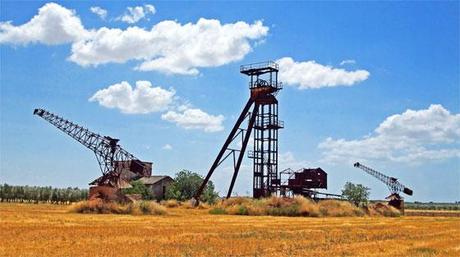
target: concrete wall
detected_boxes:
[147,178,174,200]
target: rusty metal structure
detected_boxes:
[33,108,151,200]
[280,168,328,197]
[194,61,283,201]
[353,162,413,210]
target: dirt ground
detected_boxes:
[1,203,459,257]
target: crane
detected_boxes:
[33,108,151,192]
[353,162,413,209]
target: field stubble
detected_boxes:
[1,203,459,257]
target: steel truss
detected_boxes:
[194,61,283,201]
[33,108,150,187]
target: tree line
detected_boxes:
[0,184,88,204]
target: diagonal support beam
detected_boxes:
[193,98,254,201]
[226,103,259,198]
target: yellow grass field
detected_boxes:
[1,203,459,257]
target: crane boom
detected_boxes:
[353,162,413,196]
[33,108,151,187]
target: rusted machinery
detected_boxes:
[194,61,283,202]
[279,168,328,197]
[33,108,152,201]
[353,162,413,210]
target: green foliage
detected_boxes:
[341,182,370,207]
[165,170,219,204]
[0,183,88,204]
[121,180,152,200]
[209,207,227,215]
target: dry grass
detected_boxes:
[69,199,167,215]
[209,197,394,217]
[161,199,181,208]
[1,203,460,257]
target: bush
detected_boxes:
[369,203,401,217]
[69,200,167,215]
[209,207,227,215]
[161,199,180,208]
[318,200,365,217]
[210,196,374,217]
[166,170,219,204]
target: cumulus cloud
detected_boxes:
[89,81,175,114]
[318,104,460,164]
[0,2,89,45]
[90,6,107,20]
[0,3,268,75]
[161,107,225,132]
[118,4,156,24]
[162,144,173,150]
[279,151,313,170]
[277,57,369,89]
[71,19,268,75]
[90,80,225,132]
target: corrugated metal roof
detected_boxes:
[137,176,173,185]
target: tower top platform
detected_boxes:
[240,61,279,76]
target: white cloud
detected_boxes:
[89,81,175,114]
[162,144,173,150]
[90,6,107,20]
[161,107,224,132]
[340,59,356,66]
[1,3,268,75]
[277,57,370,89]
[279,151,313,170]
[0,2,89,45]
[90,80,225,132]
[118,4,156,24]
[318,104,460,164]
[71,19,268,75]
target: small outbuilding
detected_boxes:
[137,176,174,200]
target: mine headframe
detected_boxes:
[193,61,283,202]
[33,108,152,188]
[353,162,413,209]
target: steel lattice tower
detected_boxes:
[194,61,283,201]
[244,63,283,198]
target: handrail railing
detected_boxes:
[240,61,279,72]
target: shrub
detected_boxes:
[162,199,180,208]
[69,200,167,215]
[209,207,227,215]
[370,203,401,217]
[318,200,365,217]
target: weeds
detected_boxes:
[69,199,167,215]
[209,196,399,217]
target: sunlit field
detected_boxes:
[1,203,459,257]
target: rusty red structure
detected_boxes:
[194,61,283,201]
[353,162,413,210]
[279,168,328,197]
[33,108,152,201]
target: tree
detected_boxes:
[166,170,219,204]
[342,182,370,206]
[122,180,152,200]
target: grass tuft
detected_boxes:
[69,199,167,215]
[210,196,401,217]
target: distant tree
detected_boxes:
[342,182,370,206]
[166,170,219,204]
[122,180,152,200]
[0,184,87,203]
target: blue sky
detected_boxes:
[1,1,459,202]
